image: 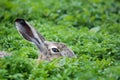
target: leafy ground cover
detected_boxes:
[0,0,120,80]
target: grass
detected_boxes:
[0,0,120,80]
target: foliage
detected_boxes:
[0,0,120,80]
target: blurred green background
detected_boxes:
[0,0,120,80]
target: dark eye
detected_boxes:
[52,48,60,52]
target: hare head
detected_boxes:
[15,18,76,61]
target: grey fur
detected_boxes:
[0,51,8,58]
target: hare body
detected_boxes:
[0,51,8,58]
[15,18,76,61]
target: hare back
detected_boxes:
[0,51,8,58]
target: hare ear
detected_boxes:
[15,18,48,55]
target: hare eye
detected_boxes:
[52,48,60,52]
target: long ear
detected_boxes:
[15,18,48,55]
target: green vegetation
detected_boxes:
[0,0,120,79]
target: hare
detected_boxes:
[0,51,8,58]
[15,18,76,61]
